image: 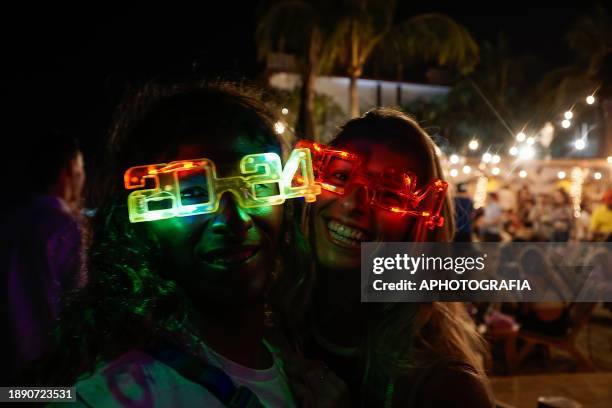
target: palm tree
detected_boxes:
[256,0,332,140]
[325,1,479,117]
[257,0,479,137]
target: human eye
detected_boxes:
[253,182,280,198]
[325,158,353,186]
[377,190,404,208]
[180,186,210,204]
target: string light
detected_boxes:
[468,139,479,150]
[574,139,586,150]
[450,168,458,177]
[518,146,536,160]
[561,119,571,129]
[557,171,566,179]
[594,172,602,180]
[586,95,595,105]
[482,153,492,163]
[491,167,500,175]
[516,132,526,142]
[281,107,289,115]
[519,170,527,178]
[526,137,535,146]
[450,154,460,164]
[564,111,573,120]
[607,156,612,164]
[462,165,472,174]
[509,146,518,156]
[570,167,584,218]
[274,121,285,135]
[491,154,501,164]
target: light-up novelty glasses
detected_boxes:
[124,148,321,223]
[296,140,448,230]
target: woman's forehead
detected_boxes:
[335,137,426,177]
[175,131,279,159]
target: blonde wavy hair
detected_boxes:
[276,107,490,406]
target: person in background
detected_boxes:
[497,184,516,214]
[2,130,86,382]
[590,189,612,241]
[551,188,573,242]
[481,192,503,242]
[454,183,474,242]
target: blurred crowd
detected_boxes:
[455,183,612,243]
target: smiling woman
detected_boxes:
[276,108,493,407]
[30,81,298,407]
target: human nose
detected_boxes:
[210,192,254,239]
[340,183,370,214]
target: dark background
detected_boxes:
[0,2,604,156]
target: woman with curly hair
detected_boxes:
[278,108,493,407]
[36,81,298,407]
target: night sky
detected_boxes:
[0,2,606,156]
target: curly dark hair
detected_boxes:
[31,80,285,385]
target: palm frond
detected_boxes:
[255,0,319,61]
[384,13,479,75]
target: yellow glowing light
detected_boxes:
[125,148,321,223]
[586,95,595,105]
[281,107,289,115]
[607,156,612,164]
[491,154,501,164]
[558,171,566,180]
[462,165,472,174]
[509,146,518,156]
[562,119,571,129]
[468,139,479,150]
[574,139,586,150]
[450,169,458,177]
[519,170,527,178]
[491,167,500,176]
[516,132,526,142]
[482,153,492,163]
[564,111,573,120]
[526,137,535,146]
[594,172,602,180]
[449,154,460,164]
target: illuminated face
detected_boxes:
[312,138,426,271]
[146,133,284,306]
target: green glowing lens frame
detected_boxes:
[124,148,321,223]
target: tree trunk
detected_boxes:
[296,30,321,141]
[297,65,317,141]
[349,73,359,118]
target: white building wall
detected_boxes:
[269,72,449,116]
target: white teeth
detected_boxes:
[327,220,367,243]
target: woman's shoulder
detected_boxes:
[394,361,493,408]
[73,349,224,407]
